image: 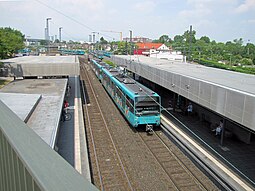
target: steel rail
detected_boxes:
[152,129,209,190]
[136,130,180,191]
[82,60,134,191]
[80,63,104,190]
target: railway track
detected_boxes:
[80,57,133,191]
[137,129,216,190]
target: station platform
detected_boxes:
[55,76,91,182]
[0,76,91,182]
[162,110,255,187]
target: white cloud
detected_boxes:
[248,19,255,23]
[235,0,255,13]
[133,1,156,13]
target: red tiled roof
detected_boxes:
[136,42,163,50]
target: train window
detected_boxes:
[135,96,160,116]
[126,95,134,113]
[136,96,159,103]
[116,86,123,99]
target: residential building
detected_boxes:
[134,42,170,55]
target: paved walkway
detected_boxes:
[163,110,255,186]
[56,76,91,182]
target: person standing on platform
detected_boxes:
[215,119,223,136]
[187,102,193,116]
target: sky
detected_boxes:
[0,0,255,43]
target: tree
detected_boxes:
[200,36,210,43]
[173,35,184,43]
[0,27,25,59]
[158,35,171,44]
[183,30,196,43]
[100,37,108,44]
[39,40,48,45]
[115,41,132,55]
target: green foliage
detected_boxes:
[200,36,210,43]
[39,40,48,45]
[0,27,25,59]
[100,37,108,44]
[174,35,184,43]
[195,58,255,75]
[158,35,172,44]
[157,29,255,75]
[114,41,132,55]
[240,58,253,65]
[103,59,116,67]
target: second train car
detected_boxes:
[91,59,161,131]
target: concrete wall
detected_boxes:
[6,62,79,77]
[1,56,80,77]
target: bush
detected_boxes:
[194,58,255,75]
[103,60,116,67]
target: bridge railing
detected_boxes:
[0,100,98,191]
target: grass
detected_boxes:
[0,79,11,89]
[103,59,116,67]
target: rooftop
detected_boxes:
[1,55,78,64]
[117,55,255,96]
[136,42,163,50]
[0,78,67,148]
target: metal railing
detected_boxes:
[0,100,98,191]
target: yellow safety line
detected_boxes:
[74,97,82,174]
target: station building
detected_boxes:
[111,55,255,144]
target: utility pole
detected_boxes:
[188,25,192,62]
[59,27,62,42]
[129,30,132,42]
[129,30,133,55]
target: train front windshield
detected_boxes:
[135,96,160,116]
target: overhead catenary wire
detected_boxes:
[34,0,115,41]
